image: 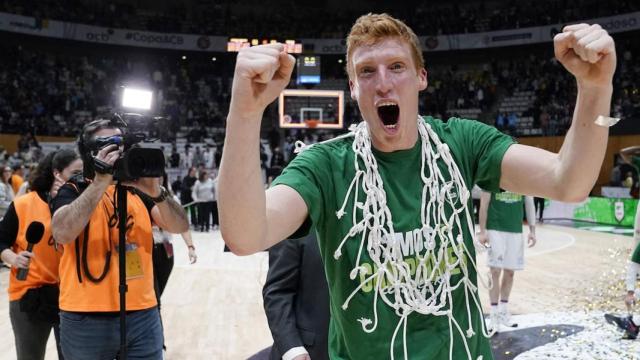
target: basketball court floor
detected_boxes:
[1,224,639,359]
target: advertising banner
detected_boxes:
[0,11,638,53]
[545,197,638,227]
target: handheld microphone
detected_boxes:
[16,221,45,281]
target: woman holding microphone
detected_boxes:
[0,149,82,360]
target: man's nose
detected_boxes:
[375,67,392,95]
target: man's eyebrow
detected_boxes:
[353,59,373,69]
[387,55,410,63]
[354,54,409,68]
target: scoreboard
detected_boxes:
[227,38,302,53]
[297,55,321,84]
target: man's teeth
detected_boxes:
[378,102,397,107]
[384,124,397,129]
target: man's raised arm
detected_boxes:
[501,24,617,202]
[218,44,308,256]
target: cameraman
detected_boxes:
[50,119,189,359]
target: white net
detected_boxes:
[295,117,493,360]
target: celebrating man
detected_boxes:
[219,13,616,360]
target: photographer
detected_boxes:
[0,149,82,360]
[50,118,189,359]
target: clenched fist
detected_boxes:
[230,43,296,118]
[554,23,616,88]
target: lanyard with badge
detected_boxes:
[115,242,144,280]
[108,192,144,281]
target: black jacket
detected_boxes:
[263,233,330,360]
[180,175,196,204]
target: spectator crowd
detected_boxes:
[0,0,636,38]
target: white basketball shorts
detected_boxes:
[486,230,524,271]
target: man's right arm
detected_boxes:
[477,191,491,246]
[51,144,120,245]
[218,43,306,256]
[51,178,110,244]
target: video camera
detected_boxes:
[84,113,166,181]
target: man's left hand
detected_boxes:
[527,232,537,248]
[554,23,616,89]
[477,231,490,248]
[188,247,197,264]
[123,177,162,197]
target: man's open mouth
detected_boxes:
[377,102,400,130]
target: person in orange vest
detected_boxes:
[10,164,25,195]
[50,119,189,359]
[0,149,82,360]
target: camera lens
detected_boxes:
[129,152,147,170]
[124,148,165,178]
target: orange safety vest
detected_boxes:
[58,185,157,312]
[10,174,23,195]
[8,191,60,301]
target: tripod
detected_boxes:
[116,183,128,359]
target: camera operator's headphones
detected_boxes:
[77,116,127,179]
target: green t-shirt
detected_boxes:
[486,191,524,233]
[632,241,640,264]
[272,116,515,360]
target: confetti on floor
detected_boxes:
[490,312,640,359]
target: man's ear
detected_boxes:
[349,79,358,101]
[418,68,428,91]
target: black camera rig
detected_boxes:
[83,113,166,181]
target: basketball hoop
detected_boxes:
[304,119,319,128]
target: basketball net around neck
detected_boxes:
[294,117,493,360]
